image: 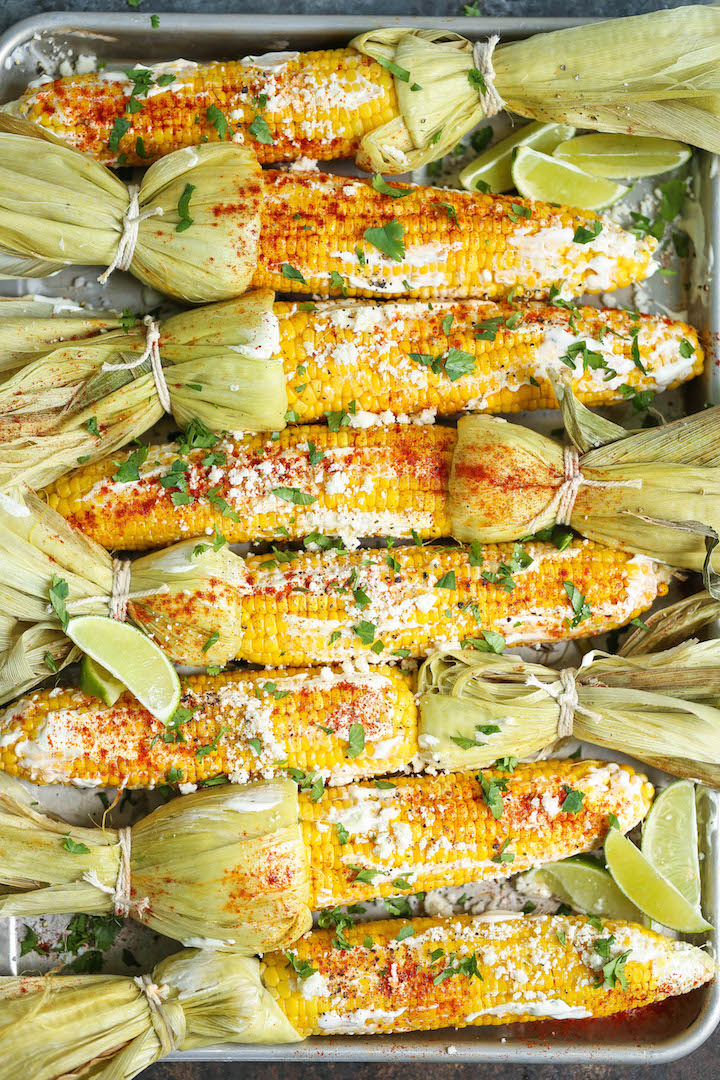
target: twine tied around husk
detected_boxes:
[0,487,248,704]
[0,773,312,954]
[352,8,720,172]
[101,316,171,412]
[447,392,720,578]
[0,115,264,302]
[0,289,288,494]
[97,184,164,284]
[417,643,720,787]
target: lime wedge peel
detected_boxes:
[511,146,628,210]
[604,827,712,934]
[521,856,643,922]
[80,655,126,707]
[553,133,691,179]
[459,121,576,194]
[67,614,181,724]
[641,780,702,911]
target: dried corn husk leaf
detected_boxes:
[448,408,720,571]
[418,644,720,786]
[619,590,720,656]
[0,488,247,702]
[0,119,263,302]
[0,948,299,1080]
[353,8,720,172]
[0,774,311,953]
[0,290,287,492]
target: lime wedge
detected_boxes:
[459,121,576,194]
[553,134,691,179]
[511,147,628,210]
[642,781,702,911]
[80,654,126,707]
[604,828,712,933]
[66,615,181,724]
[521,856,642,922]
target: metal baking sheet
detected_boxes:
[0,10,718,1066]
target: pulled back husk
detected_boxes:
[352,8,720,172]
[0,487,246,702]
[0,117,263,302]
[0,774,311,952]
[619,590,720,657]
[448,406,720,573]
[417,642,720,786]
[0,948,299,1080]
[0,290,287,492]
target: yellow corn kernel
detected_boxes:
[301,761,653,909]
[233,540,671,666]
[45,425,456,550]
[0,666,415,788]
[253,172,656,300]
[262,913,714,1037]
[279,299,703,419]
[15,50,397,166]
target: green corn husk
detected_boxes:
[417,642,720,787]
[0,290,287,492]
[0,949,299,1080]
[352,8,720,172]
[0,774,311,953]
[0,117,263,302]
[0,487,246,702]
[448,403,720,573]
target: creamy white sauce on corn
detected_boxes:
[0,669,403,786]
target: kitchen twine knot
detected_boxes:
[82,826,150,918]
[524,445,643,533]
[133,974,184,1057]
[98,183,164,284]
[526,668,603,739]
[106,556,170,622]
[101,316,171,413]
[471,35,505,116]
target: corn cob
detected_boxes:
[46,425,456,550]
[250,171,656,301]
[301,761,653,909]
[210,541,670,667]
[277,299,704,420]
[262,913,714,1036]
[0,756,653,914]
[47,334,709,546]
[9,50,397,167]
[0,666,416,788]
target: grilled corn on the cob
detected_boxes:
[8,50,397,167]
[0,666,417,788]
[0,761,653,913]
[250,171,656,300]
[300,761,652,909]
[49,370,709,550]
[262,913,714,1036]
[276,298,703,421]
[157,541,669,667]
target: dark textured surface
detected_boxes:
[0,0,716,1074]
[0,0,699,29]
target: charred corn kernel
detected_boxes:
[252,171,657,301]
[231,540,671,666]
[301,761,653,909]
[262,913,715,1036]
[46,425,456,550]
[279,299,704,420]
[12,50,397,166]
[0,666,415,788]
